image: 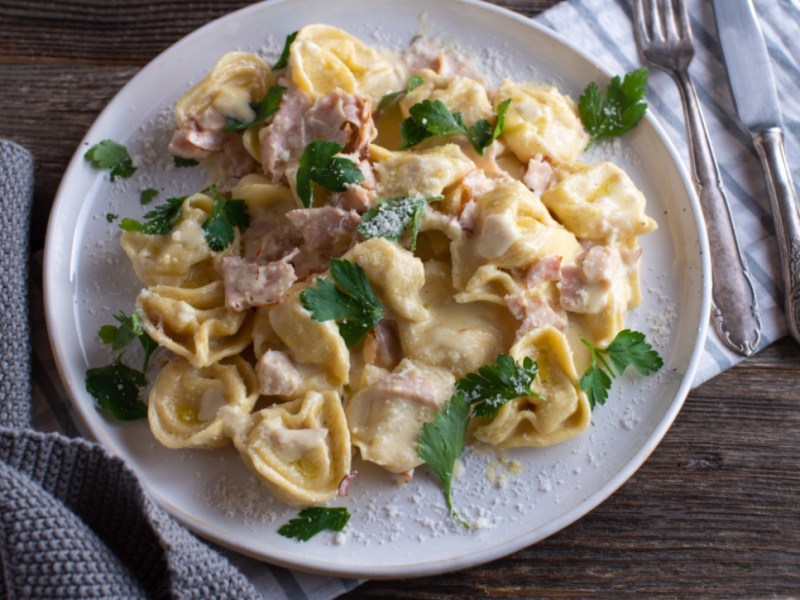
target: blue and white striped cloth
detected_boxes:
[29,0,798,598]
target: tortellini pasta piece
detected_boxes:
[473,327,590,447]
[453,264,522,306]
[541,161,658,243]
[268,282,350,388]
[344,238,429,322]
[290,24,407,102]
[148,356,259,449]
[373,144,475,200]
[450,180,581,286]
[175,52,273,127]
[136,280,253,368]
[498,79,588,165]
[233,390,351,506]
[397,261,515,377]
[121,193,234,288]
[400,68,493,125]
[346,359,455,473]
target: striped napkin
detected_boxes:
[25,0,799,598]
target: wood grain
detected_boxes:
[2,1,799,597]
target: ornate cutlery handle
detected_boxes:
[753,128,800,344]
[672,69,762,356]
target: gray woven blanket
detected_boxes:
[0,140,261,599]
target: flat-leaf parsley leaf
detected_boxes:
[98,311,157,371]
[84,140,136,181]
[579,328,663,409]
[85,358,147,421]
[272,30,298,70]
[201,185,250,251]
[377,74,424,111]
[578,67,648,148]
[278,507,350,542]
[300,258,384,347]
[456,354,539,417]
[119,196,185,235]
[295,140,364,208]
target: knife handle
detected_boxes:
[673,69,762,356]
[753,128,800,344]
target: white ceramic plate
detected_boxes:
[44,0,710,579]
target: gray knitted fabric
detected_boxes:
[0,140,262,599]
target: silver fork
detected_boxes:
[633,0,761,357]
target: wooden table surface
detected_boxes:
[2,1,799,597]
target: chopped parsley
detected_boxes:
[85,358,147,421]
[224,85,287,133]
[578,67,648,149]
[201,185,250,251]
[377,74,424,111]
[418,354,540,522]
[84,140,136,181]
[272,30,298,70]
[140,188,158,205]
[300,258,385,347]
[357,195,441,251]
[278,507,350,541]
[580,328,663,409]
[295,140,364,208]
[106,213,118,223]
[119,196,185,235]
[400,98,511,156]
[173,156,199,167]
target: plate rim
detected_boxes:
[43,0,712,578]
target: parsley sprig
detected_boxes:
[296,140,365,208]
[201,185,250,251]
[357,195,441,251]
[84,140,136,181]
[224,85,287,133]
[578,67,648,149]
[120,196,185,235]
[86,310,157,421]
[400,98,511,156]
[377,74,424,111]
[580,329,663,409]
[98,311,157,371]
[417,354,540,523]
[300,258,385,347]
[278,507,350,542]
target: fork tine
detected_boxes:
[632,0,651,45]
[673,0,692,41]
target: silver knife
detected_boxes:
[713,0,800,345]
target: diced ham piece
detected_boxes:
[403,36,486,82]
[260,88,376,181]
[558,245,624,314]
[524,255,562,289]
[522,155,554,196]
[257,349,301,397]
[506,293,567,338]
[169,107,228,160]
[337,471,359,497]
[240,216,300,264]
[362,321,402,371]
[222,251,297,311]
[285,206,361,257]
[218,134,259,179]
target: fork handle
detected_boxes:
[672,68,762,356]
[753,128,800,344]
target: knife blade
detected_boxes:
[712,0,800,345]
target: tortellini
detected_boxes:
[234,390,351,506]
[113,24,659,509]
[148,356,259,449]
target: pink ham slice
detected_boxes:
[168,107,227,160]
[221,251,297,311]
